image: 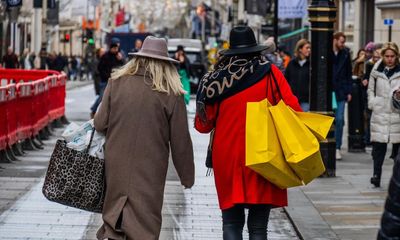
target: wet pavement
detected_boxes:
[0,85,300,239]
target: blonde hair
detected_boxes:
[381,42,399,56]
[111,57,183,95]
[381,42,400,65]
[294,39,310,58]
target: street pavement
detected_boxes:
[0,85,299,239]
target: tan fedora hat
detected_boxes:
[128,36,179,63]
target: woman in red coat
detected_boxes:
[195,26,301,240]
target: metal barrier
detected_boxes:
[0,69,68,163]
[0,86,8,151]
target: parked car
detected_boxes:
[167,38,208,93]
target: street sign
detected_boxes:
[384,19,394,26]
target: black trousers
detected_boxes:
[372,142,388,178]
[222,204,271,240]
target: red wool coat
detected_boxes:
[195,65,302,210]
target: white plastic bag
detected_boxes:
[62,120,105,159]
[86,130,105,159]
[62,120,93,143]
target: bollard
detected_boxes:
[348,76,365,152]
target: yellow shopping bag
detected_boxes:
[269,100,326,184]
[294,111,334,141]
[245,99,303,189]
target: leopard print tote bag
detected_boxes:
[42,130,105,213]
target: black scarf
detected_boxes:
[196,55,271,122]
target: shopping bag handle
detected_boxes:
[270,71,283,103]
[85,128,96,154]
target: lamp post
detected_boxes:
[308,0,337,177]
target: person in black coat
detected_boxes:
[90,41,124,117]
[1,47,19,69]
[332,32,353,160]
[285,39,311,111]
[378,91,400,238]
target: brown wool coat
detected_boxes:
[94,67,195,240]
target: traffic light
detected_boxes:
[64,33,70,42]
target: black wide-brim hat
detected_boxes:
[222,26,268,56]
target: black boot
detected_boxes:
[370,175,381,188]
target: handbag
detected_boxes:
[42,129,105,213]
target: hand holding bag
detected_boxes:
[42,129,105,213]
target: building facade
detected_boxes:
[338,0,400,54]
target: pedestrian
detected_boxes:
[29,52,36,69]
[69,56,78,80]
[174,45,191,105]
[195,26,302,240]
[128,39,143,60]
[368,42,400,188]
[132,39,142,53]
[278,45,291,69]
[20,48,32,70]
[90,39,124,118]
[262,37,284,72]
[54,53,66,72]
[364,41,375,61]
[94,36,194,240]
[93,48,105,96]
[332,32,353,160]
[1,47,19,69]
[377,151,400,239]
[39,48,48,70]
[363,44,382,147]
[110,37,126,62]
[47,52,57,71]
[352,49,366,79]
[285,39,311,111]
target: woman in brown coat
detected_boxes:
[94,36,195,240]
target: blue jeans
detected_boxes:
[335,100,346,149]
[90,82,107,113]
[300,102,310,112]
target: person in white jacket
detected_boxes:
[367,42,400,187]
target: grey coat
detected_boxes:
[94,67,195,240]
